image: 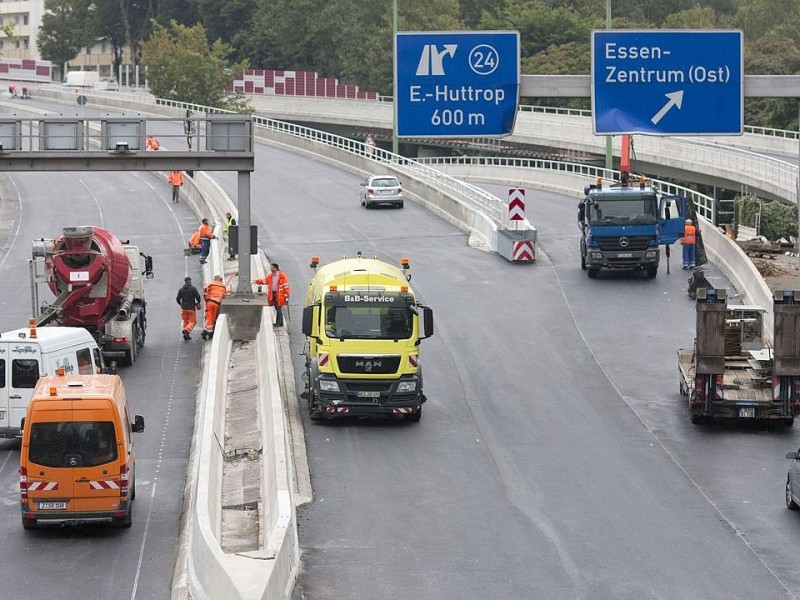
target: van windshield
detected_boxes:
[29,422,117,468]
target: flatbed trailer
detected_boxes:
[679,289,800,426]
[678,347,776,423]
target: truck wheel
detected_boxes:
[783,417,795,427]
[787,478,799,510]
[646,266,657,279]
[21,516,37,530]
[587,268,598,279]
[580,254,586,270]
[404,406,422,422]
[690,413,704,424]
[308,392,323,421]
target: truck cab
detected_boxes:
[301,255,433,422]
[578,177,686,278]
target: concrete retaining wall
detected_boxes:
[186,316,240,600]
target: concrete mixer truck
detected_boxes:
[29,226,153,366]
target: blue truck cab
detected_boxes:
[578,177,686,278]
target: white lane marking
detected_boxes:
[130,343,182,599]
[75,175,106,226]
[0,176,24,272]
[129,184,187,598]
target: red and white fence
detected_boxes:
[228,69,378,100]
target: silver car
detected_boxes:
[360,175,403,208]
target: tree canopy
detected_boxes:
[140,20,250,111]
[37,0,800,129]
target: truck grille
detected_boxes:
[596,236,652,252]
[337,356,400,374]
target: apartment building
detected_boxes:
[0,0,130,81]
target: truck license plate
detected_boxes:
[357,391,381,398]
[38,501,66,510]
[739,407,755,418]
[617,253,632,258]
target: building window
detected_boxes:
[14,15,19,24]
[23,15,28,25]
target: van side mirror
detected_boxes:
[132,415,145,433]
[19,417,24,436]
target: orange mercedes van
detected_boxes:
[19,373,145,529]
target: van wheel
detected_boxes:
[113,504,133,528]
[131,476,136,500]
[21,516,37,530]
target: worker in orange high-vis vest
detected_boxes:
[201,275,227,340]
[188,231,201,254]
[253,263,290,327]
[146,136,160,151]
[198,218,216,264]
[682,218,696,270]
[168,170,184,203]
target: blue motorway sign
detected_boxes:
[395,31,519,138]
[592,30,743,135]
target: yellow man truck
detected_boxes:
[301,253,434,422]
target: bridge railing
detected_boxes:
[416,155,717,222]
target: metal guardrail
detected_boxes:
[415,155,717,223]
[369,94,800,140]
[153,98,508,225]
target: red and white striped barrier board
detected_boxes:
[28,481,58,491]
[513,241,535,261]
[89,480,120,490]
[508,188,526,221]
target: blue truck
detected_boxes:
[578,176,687,278]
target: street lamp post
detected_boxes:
[392,0,399,155]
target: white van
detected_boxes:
[0,324,103,438]
[64,71,99,88]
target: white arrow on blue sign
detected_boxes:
[394,31,520,138]
[592,30,743,136]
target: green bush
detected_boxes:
[737,196,798,241]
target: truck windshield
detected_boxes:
[588,192,657,224]
[325,305,413,340]
[29,421,118,468]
